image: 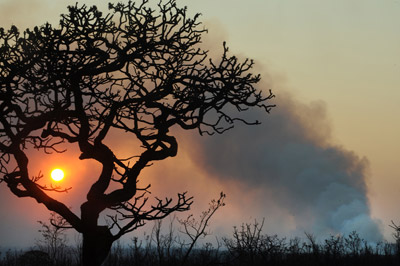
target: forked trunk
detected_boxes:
[82,226,114,266]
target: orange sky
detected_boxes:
[1,0,399,247]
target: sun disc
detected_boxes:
[51,168,64,182]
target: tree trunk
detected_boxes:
[82,226,114,266]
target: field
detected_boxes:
[1,219,400,266]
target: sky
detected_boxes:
[1,0,400,248]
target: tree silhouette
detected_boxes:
[0,1,274,265]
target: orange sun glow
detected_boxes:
[51,168,64,182]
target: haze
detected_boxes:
[0,0,399,247]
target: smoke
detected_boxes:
[178,90,383,242]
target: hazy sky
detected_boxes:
[1,0,400,247]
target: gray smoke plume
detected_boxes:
[183,90,383,242]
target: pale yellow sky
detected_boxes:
[183,0,400,239]
[1,0,399,242]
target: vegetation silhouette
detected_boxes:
[0,0,274,265]
[1,216,400,266]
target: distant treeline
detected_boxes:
[1,218,400,266]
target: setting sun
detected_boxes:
[51,168,64,182]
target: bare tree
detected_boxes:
[224,218,267,264]
[344,231,362,257]
[36,212,70,265]
[390,221,400,256]
[151,217,177,266]
[0,0,274,265]
[178,192,226,266]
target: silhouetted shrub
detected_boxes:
[3,217,400,266]
[18,250,51,266]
